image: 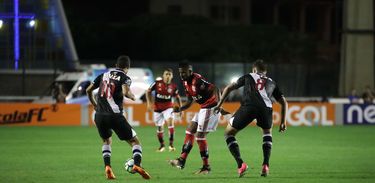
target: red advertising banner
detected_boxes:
[0,104,81,126]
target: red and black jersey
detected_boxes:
[183,73,217,108]
[149,80,179,112]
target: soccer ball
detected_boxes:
[124,158,135,173]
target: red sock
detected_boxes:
[181,131,195,159]
[197,138,209,166]
[157,131,164,146]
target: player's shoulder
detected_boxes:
[192,73,202,79]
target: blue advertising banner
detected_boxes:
[344,104,375,125]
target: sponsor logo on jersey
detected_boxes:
[156,94,171,100]
[192,95,203,101]
[0,107,49,124]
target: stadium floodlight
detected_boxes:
[28,19,36,28]
[0,20,3,29]
[231,77,239,83]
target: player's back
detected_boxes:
[238,73,282,108]
[95,69,132,114]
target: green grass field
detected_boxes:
[0,126,375,183]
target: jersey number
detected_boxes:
[100,80,115,99]
[256,79,265,90]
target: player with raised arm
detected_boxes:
[86,55,151,180]
[169,62,226,174]
[214,59,288,177]
[146,68,182,152]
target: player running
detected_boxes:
[86,55,151,180]
[214,59,287,177]
[169,62,226,174]
[146,68,182,152]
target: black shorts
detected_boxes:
[230,105,273,130]
[94,113,136,141]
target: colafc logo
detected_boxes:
[0,107,49,124]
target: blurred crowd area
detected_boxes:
[348,86,375,104]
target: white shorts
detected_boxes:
[154,108,174,127]
[191,107,220,132]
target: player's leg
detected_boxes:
[154,112,165,152]
[112,115,151,179]
[166,117,176,151]
[257,107,273,177]
[261,128,272,177]
[163,108,175,151]
[127,136,151,179]
[169,117,197,169]
[195,131,211,174]
[225,106,256,177]
[194,108,220,174]
[94,113,115,179]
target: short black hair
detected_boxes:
[164,68,173,73]
[116,55,130,69]
[253,59,267,72]
[178,62,192,70]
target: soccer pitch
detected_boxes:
[0,126,374,183]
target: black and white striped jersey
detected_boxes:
[232,73,283,108]
[92,68,132,114]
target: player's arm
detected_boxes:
[274,85,287,132]
[213,83,236,113]
[145,82,155,111]
[86,83,98,108]
[178,96,193,112]
[214,76,244,113]
[86,74,102,108]
[277,96,288,132]
[122,84,135,101]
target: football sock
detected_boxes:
[168,126,175,146]
[132,145,142,166]
[225,135,243,168]
[157,130,164,147]
[262,133,272,166]
[102,144,111,167]
[196,137,209,166]
[181,131,195,159]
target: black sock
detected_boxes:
[102,145,111,167]
[132,145,142,166]
[225,135,243,168]
[262,134,272,166]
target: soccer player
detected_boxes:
[146,68,182,152]
[169,62,223,174]
[86,55,151,180]
[214,59,288,177]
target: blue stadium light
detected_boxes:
[0,0,35,70]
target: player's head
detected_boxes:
[163,68,173,83]
[252,59,267,74]
[116,55,131,73]
[178,62,193,81]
